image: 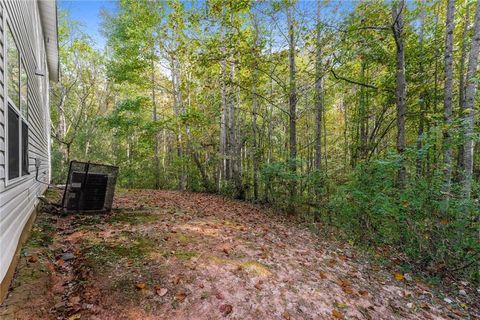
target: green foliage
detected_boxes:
[52,0,480,285]
[327,150,479,282]
[260,161,327,211]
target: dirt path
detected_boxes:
[0,189,478,320]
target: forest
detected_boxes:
[50,0,480,284]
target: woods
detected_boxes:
[51,0,480,283]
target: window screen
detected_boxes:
[8,105,19,179]
[22,121,29,175]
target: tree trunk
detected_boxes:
[56,88,68,170]
[416,1,426,177]
[456,0,471,172]
[462,0,480,201]
[171,56,187,191]
[252,13,260,201]
[219,25,228,187]
[359,60,368,159]
[151,55,160,189]
[226,21,243,199]
[314,0,323,171]
[287,5,297,212]
[431,2,441,172]
[392,0,407,188]
[441,0,455,212]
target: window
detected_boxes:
[6,24,19,108]
[22,121,29,176]
[6,23,29,181]
[7,105,19,178]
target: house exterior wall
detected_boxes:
[0,0,52,300]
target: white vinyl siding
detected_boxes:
[0,0,51,286]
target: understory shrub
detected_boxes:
[327,153,479,283]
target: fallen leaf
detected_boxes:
[282,311,291,319]
[255,280,263,290]
[68,313,81,320]
[394,272,405,281]
[219,304,233,316]
[173,275,182,285]
[156,288,168,297]
[336,302,347,309]
[28,255,38,263]
[319,271,327,279]
[175,291,187,302]
[135,282,147,290]
[222,248,229,256]
[342,286,353,294]
[358,290,368,296]
[332,309,343,319]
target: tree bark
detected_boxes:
[251,13,260,201]
[462,0,480,201]
[314,0,323,171]
[441,0,455,212]
[392,0,407,188]
[151,54,161,189]
[287,5,297,211]
[171,56,187,191]
[457,0,471,171]
[416,1,426,177]
[219,24,228,187]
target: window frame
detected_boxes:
[4,17,29,186]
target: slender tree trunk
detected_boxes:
[219,24,228,187]
[343,97,348,171]
[462,0,480,201]
[441,0,455,212]
[314,0,323,171]
[226,18,243,199]
[287,6,297,212]
[228,53,235,181]
[252,13,260,201]
[457,1,471,171]
[432,2,441,172]
[392,0,407,188]
[416,1,426,177]
[359,60,368,159]
[267,35,274,165]
[171,56,187,191]
[322,80,328,174]
[56,88,68,172]
[151,55,160,189]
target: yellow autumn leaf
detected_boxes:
[394,272,405,281]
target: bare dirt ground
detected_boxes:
[0,189,478,320]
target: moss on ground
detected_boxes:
[28,215,56,247]
[83,233,156,267]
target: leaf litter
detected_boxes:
[0,189,478,320]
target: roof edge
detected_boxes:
[38,0,59,82]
